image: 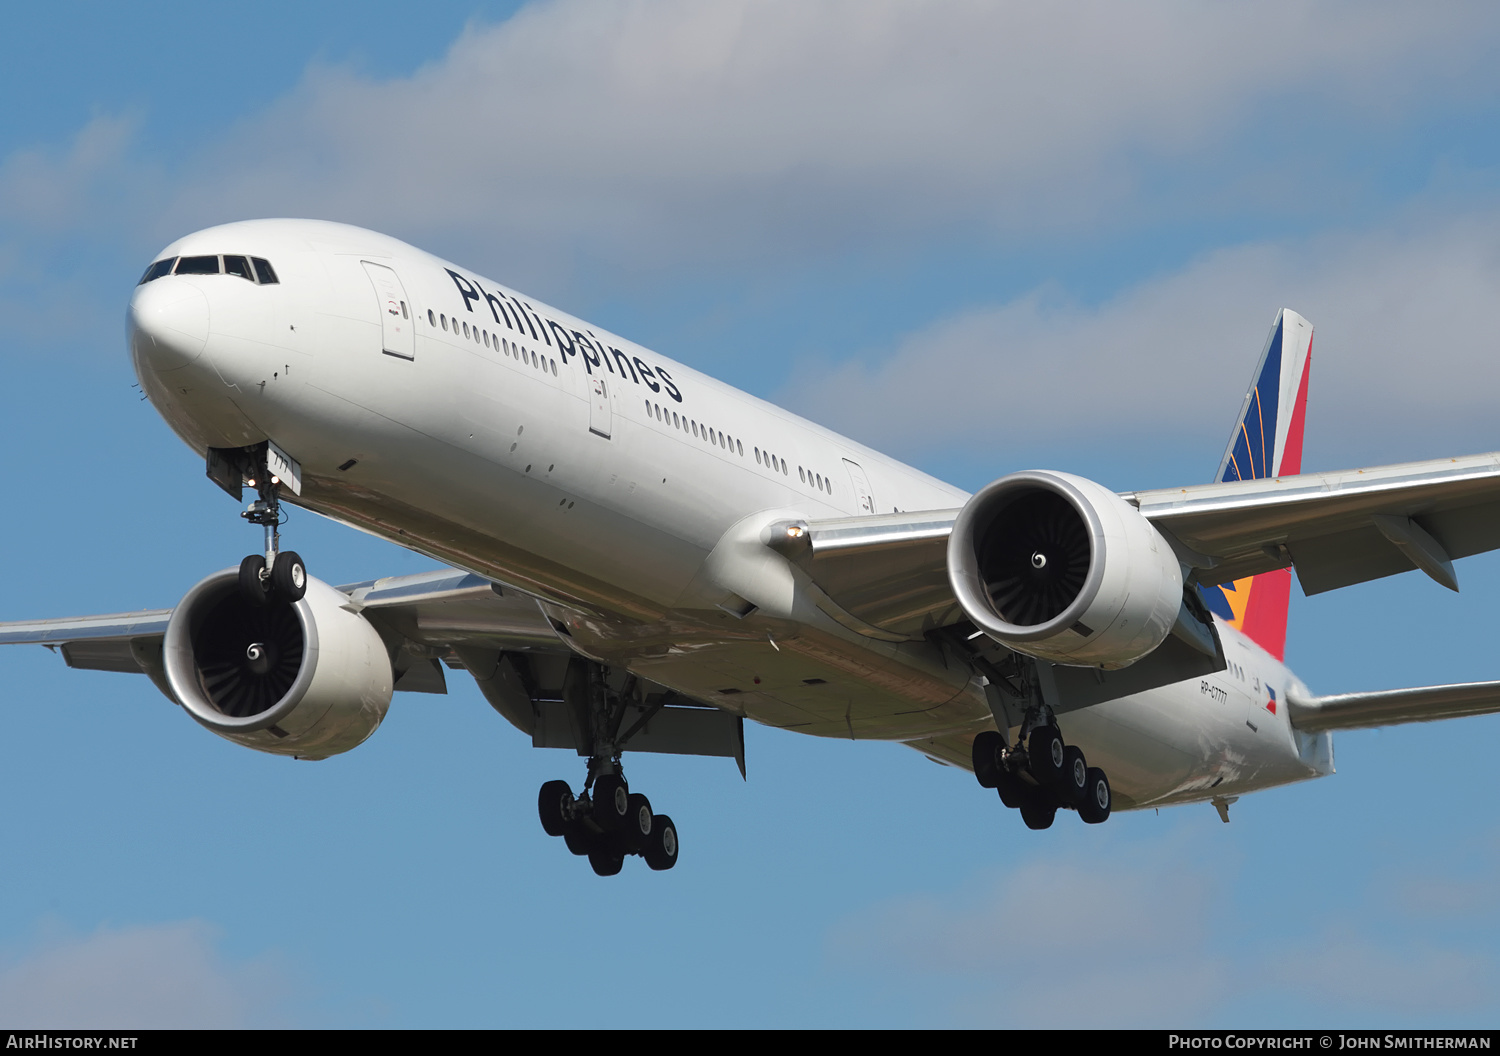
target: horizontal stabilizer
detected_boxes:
[1288,680,1500,731]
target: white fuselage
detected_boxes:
[128,219,1333,810]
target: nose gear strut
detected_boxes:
[235,452,307,606]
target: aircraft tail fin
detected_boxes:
[1197,309,1314,660]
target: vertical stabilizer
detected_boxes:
[1198,309,1313,660]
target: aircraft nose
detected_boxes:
[129,280,209,371]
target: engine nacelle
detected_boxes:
[947,471,1183,669]
[163,569,394,759]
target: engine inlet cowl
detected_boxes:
[947,471,1184,669]
[163,569,393,758]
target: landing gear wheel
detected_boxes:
[1018,791,1057,831]
[538,780,574,837]
[1079,767,1112,824]
[1060,745,1088,806]
[593,774,630,832]
[972,731,1004,788]
[623,793,653,852]
[995,765,1028,810]
[272,550,307,602]
[643,814,679,871]
[563,827,595,857]
[588,849,625,877]
[238,555,270,606]
[1028,725,1067,789]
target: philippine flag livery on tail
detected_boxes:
[1198,309,1315,661]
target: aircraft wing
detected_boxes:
[778,451,1500,638]
[1128,451,1500,594]
[0,609,173,673]
[0,569,568,696]
[1288,680,1500,731]
[0,568,745,767]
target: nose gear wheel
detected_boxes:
[238,469,308,605]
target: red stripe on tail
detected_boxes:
[1236,348,1309,660]
[1278,338,1312,477]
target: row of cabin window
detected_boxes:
[641,414,797,486]
[422,308,834,498]
[798,465,833,495]
[752,443,833,496]
[138,255,279,285]
[646,400,743,457]
[429,309,558,376]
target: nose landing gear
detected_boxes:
[238,474,306,606]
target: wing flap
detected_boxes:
[60,639,152,674]
[1288,680,1500,731]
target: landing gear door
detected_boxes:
[843,458,875,514]
[589,377,612,439]
[361,261,415,360]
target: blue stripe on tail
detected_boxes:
[1220,316,1284,483]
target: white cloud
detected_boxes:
[786,210,1500,468]
[828,839,1231,1026]
[6,1,1500,384]
[827,833,1500,1026]
[1273,932,1495,1011]
[0,920,292,1029]
[0,114,146,231]
[152,1,1500,274]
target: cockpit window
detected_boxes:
[175,255,221,275]
[136,253,282,286]
[138,258,177,285]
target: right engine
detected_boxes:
[162,569,394,759]
[947,470,1186,669]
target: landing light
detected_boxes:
[785,525,805,539]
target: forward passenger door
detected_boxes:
[361,262,415,360]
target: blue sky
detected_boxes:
[3,1,1500,1028]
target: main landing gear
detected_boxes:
[237,474,307,606]
[972,714,1112,829]
[535,664,680,876]
[538,771,679,876]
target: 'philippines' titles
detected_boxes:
[445,269,685,404]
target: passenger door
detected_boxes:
[589,377,612,439]
[843,458,875,514]
[361,262,415,360]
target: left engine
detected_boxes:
[162,569,394,759]
[947,470,1185,669]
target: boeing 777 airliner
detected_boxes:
[6,218,1500,875]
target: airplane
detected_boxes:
[6,217,1500,877]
